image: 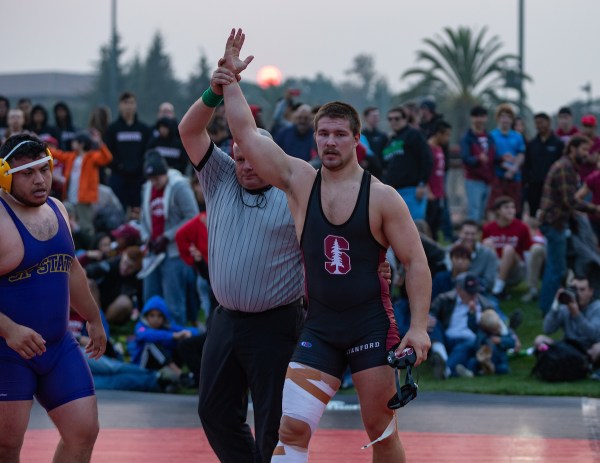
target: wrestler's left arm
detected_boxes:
[69,257,107,360]
[378,184,432,366]
[51,197,106,359]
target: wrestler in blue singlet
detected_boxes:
[0,197,94,410]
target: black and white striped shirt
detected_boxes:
[196,144,303,313]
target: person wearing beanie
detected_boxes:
[139,149,198,325]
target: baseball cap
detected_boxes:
[110,223,141,246]
[455,272,480,295]
[581,114,597,127]
[420,99,436,112]
[144,150,168,177]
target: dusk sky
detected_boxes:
[2,0,597,115]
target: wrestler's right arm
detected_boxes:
[0,312,46,359]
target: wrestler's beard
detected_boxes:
[8,188,48,208]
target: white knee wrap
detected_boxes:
[272,442,308,463]
[281,362,337,435]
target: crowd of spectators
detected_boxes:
[1,89,599,387]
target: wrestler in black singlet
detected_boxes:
[291,170,400,378]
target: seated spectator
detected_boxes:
[432,243,472,300]
[534,276,600,368]
[482,196,532,298]
[77,232,116,267]
[428,273,508,379]
[128,295,201,383]
[69,309,179,392]
[93,184,127,233]
[110,222,142,253]
[453,219,498,294]
[456,309,516,377]
[51,128,113,236]
[85,245,144,325]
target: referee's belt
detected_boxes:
[220,297,304,318]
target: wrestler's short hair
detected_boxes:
[314,101,361,137]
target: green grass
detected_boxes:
[416,283,600,397]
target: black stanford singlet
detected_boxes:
[300,170,390,311]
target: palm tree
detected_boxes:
[399,26,528,136]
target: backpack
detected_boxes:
[531,339,591,382]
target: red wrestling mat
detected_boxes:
[21,428,597,463]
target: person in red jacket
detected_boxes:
[51,128,112,236]
[482,196,532,298]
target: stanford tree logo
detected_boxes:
[324,235,351,275]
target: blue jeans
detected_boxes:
[85,352,159,392]
[465,179,490,222]
[143,255,192,325]
[539,224,568,315]
[196,275,212,321]
[397,186,427,221]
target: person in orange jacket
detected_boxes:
[51,128,112,236]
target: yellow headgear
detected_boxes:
[0,141,54,192]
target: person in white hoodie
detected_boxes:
[139,149,198,324]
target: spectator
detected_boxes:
[432,243,472,300]
[88,105,111,141]
[361,106,387,178]
[27,104,58,141]
[139,150,198,325]
[460,105,496,222]
[5,108,26,140]
[489,103,526,216]
[521,216,547,303]
[92,184,126,234]
[482,196,532,298]
[576,166,600,241]
[53,102,79,151]
[105,91,151,211]
[534,276,600,367]
[17,97,32,127]
[458,308,516,377]
[85,245,144,325]
[419,98,444,139]
[538,135,599,314]
[51,129,113,237]
[273,103,315,161]
[523,112,564,217]
[128,295,200,384]
[426,120,452,240]
[556,106,579,144]
[454,219,498,294]
[146,117,189,173]
[429,273,498,378]
[579,114,600,181]
[383,106,433,221]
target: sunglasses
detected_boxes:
[388,364,418,410]
[388,116,402,122]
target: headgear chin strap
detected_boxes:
[0,140,54,192]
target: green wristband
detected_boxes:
[202,87,223,108]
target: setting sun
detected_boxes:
[256,65,282,88]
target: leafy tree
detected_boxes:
[399,26,528,136]
[87,33,127,113]
[137,31,181,122]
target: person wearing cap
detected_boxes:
[139,150,199,325]
[428,272,504,378]
[556,106,579,144]
[419,99,444,139]
[523,113,564,217]
[489,103,526,216]
[460,105,496,222]
[50,128,113,237]
[578,114,600,181]
[110,222,142,251]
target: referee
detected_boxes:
[179,68,304,463]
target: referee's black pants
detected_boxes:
[198,300,304,463]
